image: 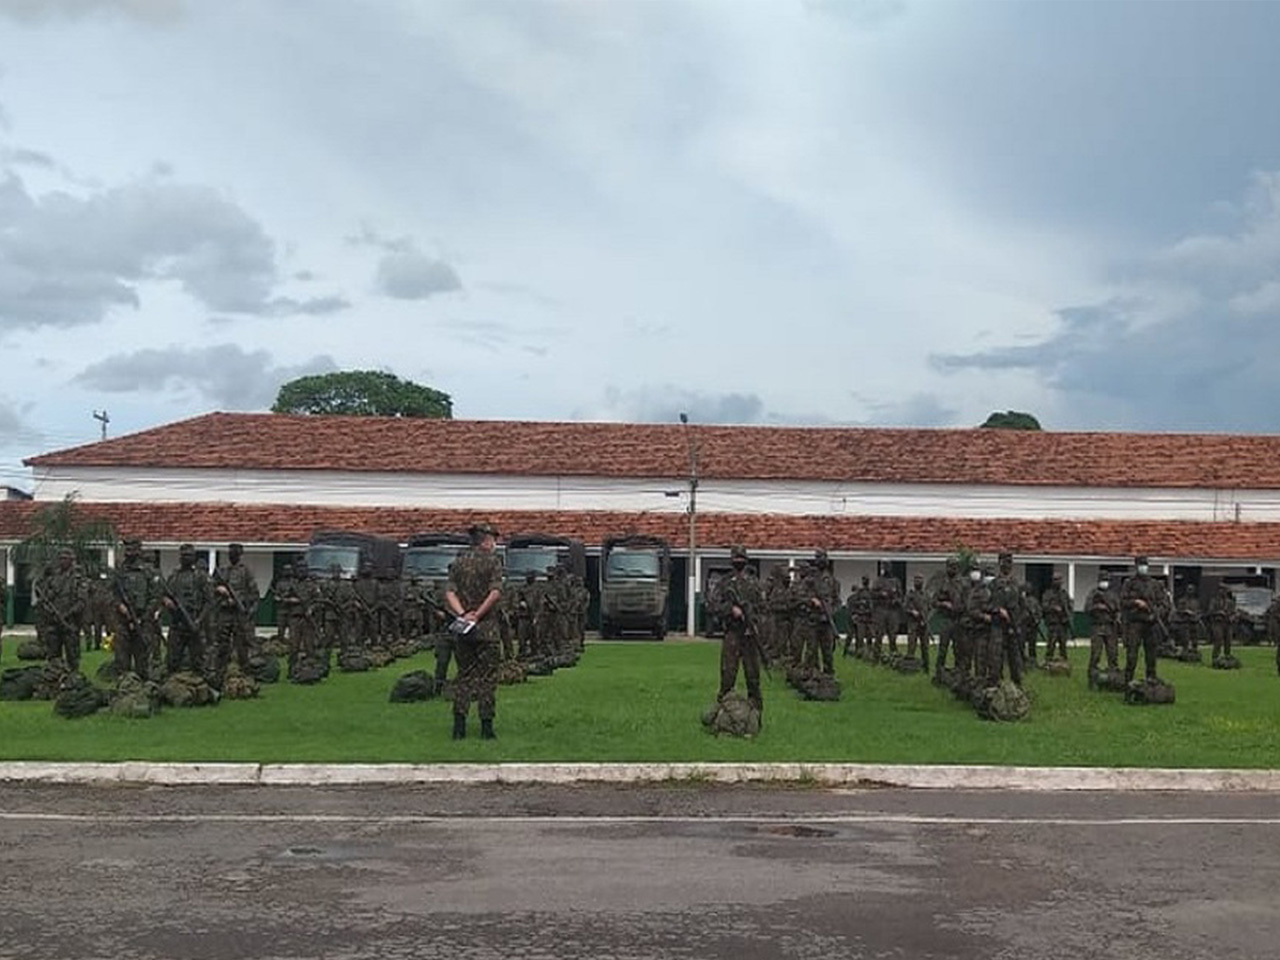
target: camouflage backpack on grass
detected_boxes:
[701,692,762,738]
[110,672,160,718]
[337,650,371,672]
[497,660,527,685]
[893,656,923,675]
[391,639,419,659]
[1124,677,1176,705]
[246,655,281,684]
[53,672,108,719]
[221,664,260,700]
[973,681,1030,722]
[523,658,555,677]
[0,665,43,701]
[1212,655,1242,670]
[1174,648,1203,663]
[1043,657,1072,677]
[158,670,218,707]
[388,670,437,703]
[1088,668,1127,692]
[789,667,842,702]
[288,655,328,685]
[367,647,394,669]
[16,638,46,661]
[32,661,70,701]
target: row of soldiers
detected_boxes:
[34,540,259,688]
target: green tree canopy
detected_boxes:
[16,493,116,582]
[271,371,453,418]
[978,410,1042,430]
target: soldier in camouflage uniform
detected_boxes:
[931,558,965,678]
[987,553,1024,686]
[762,566,790,665]
[162,543,211,677]
[38,548,85,671]
[270,562,296,644]
[285,560,321,665]
[1206,581,1237,663]
[568,571,589,652]
[444,522,504,739]
[209,543,259,684]
[513,571,541,660]
[708,545,765,714]
[1171,583,1203,657]
[870,561,902,661]
[1040,574,1072,661]
[1019,584,1042,668]
[1085,573,1121,676]
[400,575,427,644]
[374,567,402,648]
[961,564,993,685]
[797,550,839,675]
[844,576,874,658]
[1120,555,1163,684]
[351,559,378,649]
[111,538,162,679]
[902,573,931,671]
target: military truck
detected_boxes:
[306,530,401,580]
[503,534,586,584]
[599,534,671,639]
[401,532,473,585]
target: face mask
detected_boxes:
[1098,581,1109,591]
[732,561,746,571]
[1137,565,1149,575]
[969,571,981,583]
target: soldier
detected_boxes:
[374,567,402,648]
[708,545,765,714]
[431,571,457,689]
[870,561,903,660]
[444,521,504,740]
[1040,573,1072,661]
[987,553,1024,687]
[961,562,993,686]
[162,543,211,677]
[1085,573,1121,677]
[846,575,874,658]
[1019,584,1043,668]
[351,559,379,648]
[513,570,541,660]
[1206,581,1237,663]
[1172,583,1203,656]
[401,574,427,644]
[285,560,321,665]
[270,562,296,644]
[902,573,930,671]
[931,558,965,678]
[1120,555,1163,684]
[765,567,794,667]
[38,547,85,671]
[1266,593,1280,675]
[210,543,260,684]
[110,538,162,679]
[568,570,589,651]
[798,549,839,675]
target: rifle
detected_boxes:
[112,574,141,632]
[162,583,201,635]
[212,569,248,616]
[723,580,771,677]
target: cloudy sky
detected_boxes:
[2,0,1280,486]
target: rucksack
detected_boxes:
[0,665,42,701]
[53,673,107,719]
[158,670,218,707]
[701,692,762,737]
[110,672,160,718]
[1125,678,1176,705]
[973,681,1030,722]
[389,670,437,703]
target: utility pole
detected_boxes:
[92,410,110,441]
[679,412,699,636]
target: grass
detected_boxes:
[2,637,1279,767]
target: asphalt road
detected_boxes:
[1,783,1276,960]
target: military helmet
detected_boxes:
[730,544,748,561]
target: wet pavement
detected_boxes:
[0,782,1276,959]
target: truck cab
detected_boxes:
[599,534,671,639]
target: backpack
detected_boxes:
[246,655,281,684]
[53,673,107,719]
[110,672,160,718]
[0,665,42,701]
[389,670,437,703]
[221,665,260,700]
[974,681,1030,722]
[158,670,218,707]
[1125,678,1176,705]
[1042,658,1072,677]
[701,692,762,737]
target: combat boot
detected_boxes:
[451,714,467,740]
[480,719,496,740]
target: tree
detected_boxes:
[979,410,1042,431]
[271,371,453,418]
[16,493,117,583]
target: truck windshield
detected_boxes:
[307,545,360,579]
[403,546,466,579]
[506,547,562,579]
[605,549,660,580]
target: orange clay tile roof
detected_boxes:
[3,502,1279,560]
[22,411,1280,488]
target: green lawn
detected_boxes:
[2,640,1278,767]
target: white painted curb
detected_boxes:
[2,761,1280,791]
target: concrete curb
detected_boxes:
[2,761,1280,791]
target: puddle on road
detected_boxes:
[750,823,838,839]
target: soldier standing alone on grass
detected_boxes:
[1085,573,1121,678]
[708,545,765,716]
[903,573,930,671]
[444,522,504,740]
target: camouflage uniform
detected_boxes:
[960,570,993,684]
[1019,587,1042,667]
[374,572,402,647]
[400,576,427,643]
[931,561,965,676]
[351,563,379,649]
[1085,580,1121,675]
[1207,583,1237,662]
[797,551,839,675]
[271,565,296,643]
[164,545,211,676]
[845,576,874,657]
[762,567,791,665]
[1120,557,1162,683]
[902,575,930,670]
[708,546,765,713]
[209,544,259,684]
[1040,578,1072,660]
[111,539,163,679]
[987,555,1024,686]
[38,550,85,670]
[870,565,903,660]
[513,572,541,660]
[1172,585,1202,655]
[446,524,504,738]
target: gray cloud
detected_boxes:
[376,250,463,300]
[580,386,767,425]
[0,169,348,328]
[0,0,183,24]
[2,147,55,169]
[72,345,339,410]
[857,391,960,428]
[931,171,1280,431]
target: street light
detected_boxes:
[679,412,699,636]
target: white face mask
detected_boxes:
[1137,565,1149,575]
[969,571,981,583]
[1098,581,1110,591]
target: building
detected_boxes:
[2,412,1280,628]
